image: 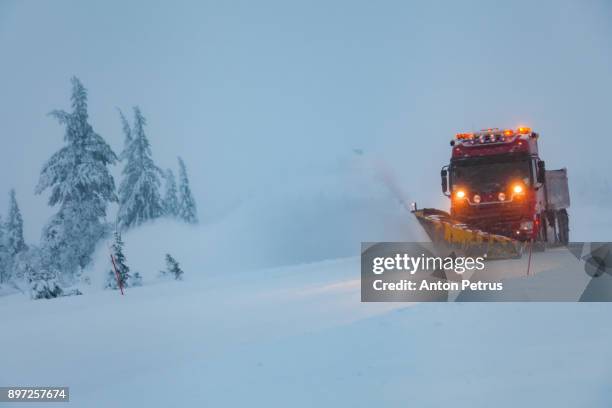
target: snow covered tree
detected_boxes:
[20,246,63,299]
[11,246,38,281]
[6,189,27,260]
[162,169,179,217]
[106,231,131,289]
[0,189,27,284]
[118,108,132,157]
[116,107,164,229]
[177,157,198,224]
[162,253,183,280]
[0,216,8,284]
[28,265,63,300]
[36,77,117,280]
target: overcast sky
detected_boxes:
[1,0,611,242]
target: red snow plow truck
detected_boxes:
[413,127,570,258]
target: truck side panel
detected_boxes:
[545,169,570,210]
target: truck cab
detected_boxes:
[440,128,569,243]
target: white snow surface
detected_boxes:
[2,161,612,407]
[2,258,612,407]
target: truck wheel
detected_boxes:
[557,209,569,244]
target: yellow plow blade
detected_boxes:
[413,208,523,259]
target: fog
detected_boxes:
[0,0,611,243]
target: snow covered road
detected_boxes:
[2,256,612,407]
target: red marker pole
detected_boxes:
[110,253,125,296]
[526,215,539,276]
[526,238,533,276]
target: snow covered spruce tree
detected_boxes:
[106,231,131,289]
[162,169,179,217]
[0,215,8,284]
[162,253,183,280]
[20,246,64,299]
[6,189,27,262]
[36,77,117,280]
[0,189,28,284]
[29,267,63,299]
[177,157,198,224]
[28,266,63,300]
[118,108,132,152]
[116,107,164,229]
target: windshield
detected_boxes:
[451,159,531,192]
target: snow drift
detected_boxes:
[86,156,428,288]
